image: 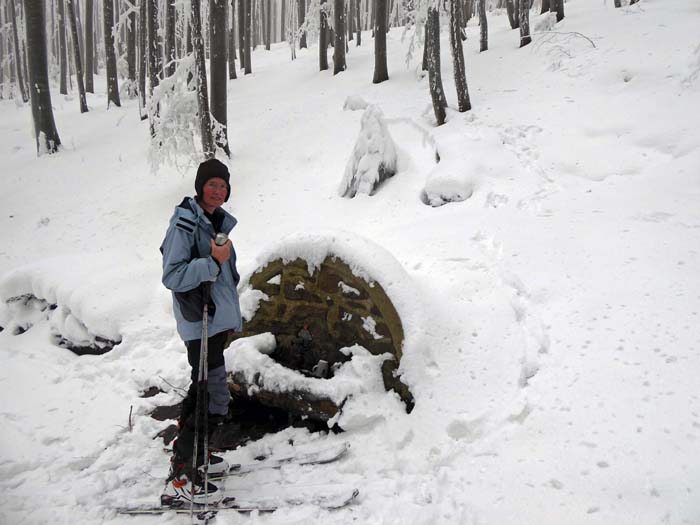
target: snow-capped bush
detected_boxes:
[339,105,398,198]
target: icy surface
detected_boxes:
[1,1,699,524]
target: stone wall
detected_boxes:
[235,256,414,411]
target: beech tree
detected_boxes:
[478,0,487,52]
[426,4,446,125]
[66,0,88,112]
[191,0,215,157]
[449,0,471,111]
[24,0,61,153]
[103,0,121,106]
[372,0,388,82]
[84,0,94,93]
[58,0,68,94]
[319,0,328,71]
[210,0,231,156]
[506,0,518,29]
[298,0,307,48]
[228,0,237,79]
[334,0,346,74]
[519,0,530,47]
[138,0,147,112]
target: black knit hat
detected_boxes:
[195,158,231,202]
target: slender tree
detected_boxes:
[228,0,238,79]
[191,0,215,158]
[147,0,161,91]
[478,0,487,52]
[0,9,4,100]
[210,0,230,156]
[103,0,121,106]
[84,0,94,92]
[9,0,29,102]
[57,0,68,94]
[244,0,252,73]
[505,0,518,29]
[518,0,530,47]
[126,2,137,95]
[264,0,271,50]
[238,0,245,64]
[280,0,285,43]
[426,4,446,126]
[333,0,346,74]
[164,0,176,76]
[138,0,147,113]
[449,0,470,111]
[552,0,564,21]
[24,0,61,153]
[372,0,387,82]
[66,0,88,112]
[355,0,360,45]
[298,0,307,48]
[319,0,328,70]
[541,0,550,13]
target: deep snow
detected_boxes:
[1,0,699,523]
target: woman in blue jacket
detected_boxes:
[160,158,242,506]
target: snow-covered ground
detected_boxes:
[1,0,699,523]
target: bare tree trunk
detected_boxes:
[244,0,252,73]
[58,0,68,94]
[264,0,271,49]
[24,0,61,153]
[450,0,470,111]
[66,0,88,112]
[506,0,518,29]
[372,0,387,82]
[10,0,29,102]
[554,0,564,21]
[298,0,307,48]
[518,0,530,47]
[478,0,487,52]
[147,0,161,91]
[426,6,446,125]
[333,0,346,74]
[138,0,147,113]
[84,0,94,92]
[228,0,238,79]
[319,0,328,70]
[421,21,427,71]
[164,0,176,76]
[238,0,246,64]
[0,8,4,100]
[127,3,137,92]
[355,0,360,45]
[103,0,121,106]
[348,0,353,41]
[191,0,215,158]
[210,0,230,156]
[541,0,549,13]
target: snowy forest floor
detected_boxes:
[1,0,699,524]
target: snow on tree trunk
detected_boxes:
[191,0,215,158]
[210,0,230,156]
[298,0,307,48]
[449,0,471,112]
[333,0,346,74]
[372,0,388,83]
[426,6,447,126]
[518,0,531,47]
[84,0,94,93]
[339,105,397,198]
[66,0,88,112]
[244,0,252,74]
[103,0,121,106]
[24,0,61,154]
[478,0,487,52]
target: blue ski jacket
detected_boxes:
[160,197,242,342]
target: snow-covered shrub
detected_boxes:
[339,105,398,198]
[147,55,201,174]
[343,95,369,111]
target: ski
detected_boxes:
[117,488,359,516]
[210,441,350,479]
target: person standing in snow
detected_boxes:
[159,158,242,505]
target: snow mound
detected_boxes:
[683,42,700,86]
[238,230,427,388]
[343,95,370,111]
[339,105,398,198]
[533,11,557,32]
